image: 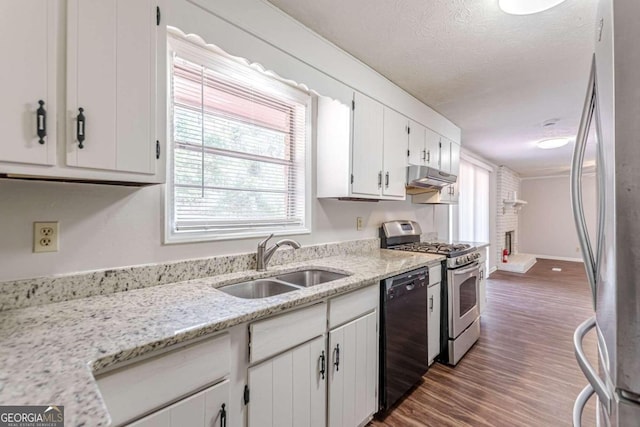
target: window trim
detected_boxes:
[163,29,312,244]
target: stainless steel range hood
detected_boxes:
[406,165,456,189]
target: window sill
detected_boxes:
[164,227,311,245]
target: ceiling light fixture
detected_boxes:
[498,0,568,15]
[537,138,570,149]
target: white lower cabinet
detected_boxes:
[248,336,326,427]
[427,282,442,365]
[246,285,379,427]
[479,248,488,314]
[128,379,229,427]
[328,311,378,427]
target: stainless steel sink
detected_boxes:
[219,279,301,299]
[218,269,350,299]
[275,269,349,287]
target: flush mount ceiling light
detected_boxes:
[498,0,568,15]
[537,138,570,149]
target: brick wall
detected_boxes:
[496,166,521,264]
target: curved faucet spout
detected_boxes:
[256,235,302,271]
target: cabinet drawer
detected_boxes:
[429,264,442,286]
[328,284,378,329]
[250,303,327,364]
[97,333,230,426]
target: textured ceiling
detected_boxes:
[267,0,598,177]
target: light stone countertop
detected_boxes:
[0,249,443,427]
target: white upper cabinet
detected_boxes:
[437,137,461,177]
[351,92,384,197]
[0,1,57,166]
[407,120,426,166]
[407,123,456,174]
[450,140,461,177]
[317,92,407,200]
[425,128,441,169]
[439,137,452,174]
[67,0,158,174]
[382,107,409,198]
[0,0,165,184]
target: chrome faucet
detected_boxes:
[256,234,301,271]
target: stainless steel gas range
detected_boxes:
[380,220,481,366]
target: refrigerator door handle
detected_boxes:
[572,384,595,427]
[570,54,599,307]
[574,317,611,414]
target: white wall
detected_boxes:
[0,179,439,281]
[519,175,597,261]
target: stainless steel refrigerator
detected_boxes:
[571,0,640,425]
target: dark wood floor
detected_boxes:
[371,259,598,427]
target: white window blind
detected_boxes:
[167,35,310,241]
[458,159,490,243]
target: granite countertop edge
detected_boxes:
[0,250,444,427]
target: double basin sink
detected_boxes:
[219,269,349,299]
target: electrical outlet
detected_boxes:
[356,217,363,231]
[34,222,59,253]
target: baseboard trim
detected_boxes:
[531,254,584,263]
[488,266,498,275]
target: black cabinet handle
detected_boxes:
[385,172,389,188]
[427,150,430,163]
[36,100,46,144]
[220,403,226,427]
[429,295,434,312]
[319,350,326,380]
[77,108,86,149]
[334,344,340,371]
[378,172,382,188]
[422,149,426,161]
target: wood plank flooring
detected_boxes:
[371,259,598,427]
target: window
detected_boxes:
[457,158,491,244]
[166,34,311,242]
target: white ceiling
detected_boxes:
[266,0,598,177]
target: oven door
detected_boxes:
[448,262,480,339]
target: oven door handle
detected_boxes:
[451,262,479,275]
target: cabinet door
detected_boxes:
[351,92,383,197]
[328,311,377,427]
[67,0,157,174]
[479,261,487,314]
[0,1,56,166]
[127,380,229,427]
[248,336,326,427]
[427,283,441,365]
[425,128,440,169]
[407,120,425,166]
[440,182,458,204]
[382,108,408,198]
[439,138,451,173]
[450,141,461,177]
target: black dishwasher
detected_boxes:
[379,267,429,412]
